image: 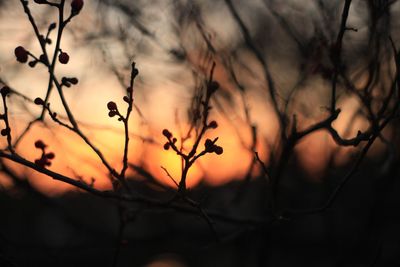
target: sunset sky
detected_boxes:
[0,0,395,194]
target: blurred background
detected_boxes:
[0,0,400,266]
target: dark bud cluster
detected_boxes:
[124,86,134,104]
[35,140,46,149]
[0,86,11,137]
[61,77,79,87]
[107,101,119,118]
[124,63,139,103]
[34,140,55,168]
[162,129,177,150]
[204,138,223,155]
[14,46,28,63]
[131,62,139,78]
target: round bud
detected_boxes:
[208,120,218,129]
[49,23,56,31]
[107,101,117,110]
[34,140,46,149]
[39,54,48,64]
[58,52,69,64]
[71,0,84,13]
[163,143,170,150]
[1,128,10,136]
[34,97,44,105]
[1,86,10,97]
[214,146,223,155]
[45,152,55,159]
[162,129,172,139]
[28,60,38,68]
[14,46,28,63]
[69,78,78,84]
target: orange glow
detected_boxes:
[200,120,256,185]
[146,257,187,267]
[1,117,147,195]
[145,131,203,188]
[0,86,390,194]
[295,131,332,180]
[0,2,392,196]
[1,89,389,194]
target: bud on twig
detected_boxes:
[58,52,70,64]
[14,46,28,63]
[71,0,84,14]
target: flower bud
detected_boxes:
[1,128,10,136]
[214,146,223,155]
[34,140,46,149]
[49,23,56,31]
[45,152,55,159]
[69,78,78,84]
[162,129,172,139]
[163,143,170,150]
[208,120,218,129]
[34,97,44,105]
[204,139,214,152]
[14,46,28,63]
[1,86,10,97]
[58,52,69,64]
[107,101,117,110]
[28,60,38,68]
[71,0,84,14]
[39,54,48,65]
